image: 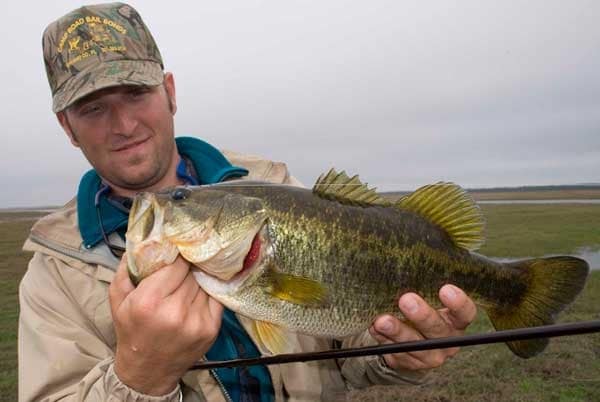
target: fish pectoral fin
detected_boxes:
[396,182,485,251]
[312,168,390,207]
[252,320,293,355]
[265,271,329,307]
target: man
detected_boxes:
[19,3,477,401]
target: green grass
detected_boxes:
[2,203,600,402]
[0,213,42,402]
[479,204,600,258]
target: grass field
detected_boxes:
[0,212,46,401]
[1,202,600,401]
[478,204,600,258]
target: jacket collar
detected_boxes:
[77,136,249,249]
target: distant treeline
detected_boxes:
[467,184,600,193]
[383,184,600,197]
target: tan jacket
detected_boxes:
[19,151,425,402]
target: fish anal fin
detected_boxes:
[312,169,390,207]
[396,182,485,251]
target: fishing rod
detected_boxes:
[190,320,600,370]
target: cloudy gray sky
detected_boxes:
[1,1,599,208]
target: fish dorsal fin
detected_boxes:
[252,320,293,355]
[396,182,485,251]
[312,169,389,207]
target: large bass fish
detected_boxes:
[126,169,589,358]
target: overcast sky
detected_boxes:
[1,1,599,208]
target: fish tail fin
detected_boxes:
[488,256,589,358]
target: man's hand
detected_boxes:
[109,255,223,396]
[369,284,477,370]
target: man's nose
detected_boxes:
[109,104,138,136]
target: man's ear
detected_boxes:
[163,72,177,115]
[56,111,80,147]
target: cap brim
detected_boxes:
[52,60,164,113]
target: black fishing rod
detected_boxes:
[190,320,600,370]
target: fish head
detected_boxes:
[126,186,269,283]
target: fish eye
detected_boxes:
[171,187,190,201]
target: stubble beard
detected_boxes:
[115,142,174,191]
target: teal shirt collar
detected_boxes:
[77,136,249,248]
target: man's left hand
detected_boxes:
[369,284,477,370]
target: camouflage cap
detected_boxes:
[43,2,164,112]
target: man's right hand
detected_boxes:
[109,254,223,396]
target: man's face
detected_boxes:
[58,73,179,193]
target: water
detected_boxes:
[574,247,600,269]
[492,247,600,270]
[479,199,600,204]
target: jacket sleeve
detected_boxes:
[18,252,182,402]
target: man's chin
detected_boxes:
[106,165,165,193]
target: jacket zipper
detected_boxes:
[210,369,233,402]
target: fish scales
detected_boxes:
[209,184,528,336]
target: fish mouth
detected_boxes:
[126,193,179,281]
[126,195,154,279]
